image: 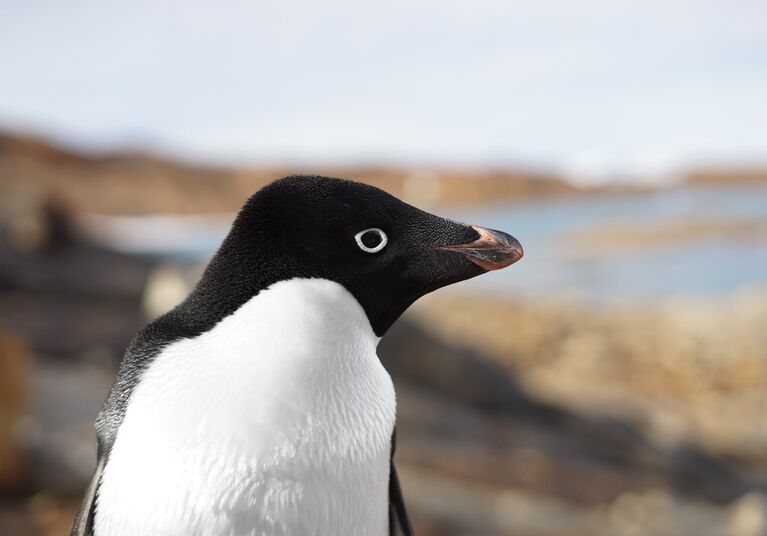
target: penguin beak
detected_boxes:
[439,225,523,271]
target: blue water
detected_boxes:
[443,186,767,301]
[115,185,767,301]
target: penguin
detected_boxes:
[70,175,523,536]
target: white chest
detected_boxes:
[95,279,397,536]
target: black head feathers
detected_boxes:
[187,175,522,336]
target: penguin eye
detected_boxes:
[354,228,388,253]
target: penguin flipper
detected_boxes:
[389,429,414,536]
[389,461,414,536]
[70,456,105,536]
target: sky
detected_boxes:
[0,0,766,182]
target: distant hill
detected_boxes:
[685,167,767,186]
[0,130,579,216]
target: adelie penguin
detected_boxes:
[71,175,523,536]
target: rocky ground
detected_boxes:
[395,290,767,535]
[1,204,767,535]
[1,138,767,534]
[410,290,767,460]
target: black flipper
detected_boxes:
[389,429,414,536]
[70,456,105,536]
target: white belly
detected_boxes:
[95,279,397,536]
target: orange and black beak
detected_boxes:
[440,225,523,271]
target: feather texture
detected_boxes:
[91,279,396,536]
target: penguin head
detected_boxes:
[204,175,522,336]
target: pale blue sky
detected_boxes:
[1,0,765,182]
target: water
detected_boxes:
[444,185,767,301]
[93,185,767,302]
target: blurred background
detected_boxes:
[1,1,766,534]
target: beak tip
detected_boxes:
[472,225,524,271]
[440,225,523,271]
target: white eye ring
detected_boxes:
[354,228,388,253]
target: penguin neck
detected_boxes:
[175,222,415,338]
[176,237,312,334]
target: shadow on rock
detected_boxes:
[380,318,762,505]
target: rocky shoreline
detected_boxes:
[1,139,767,535]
